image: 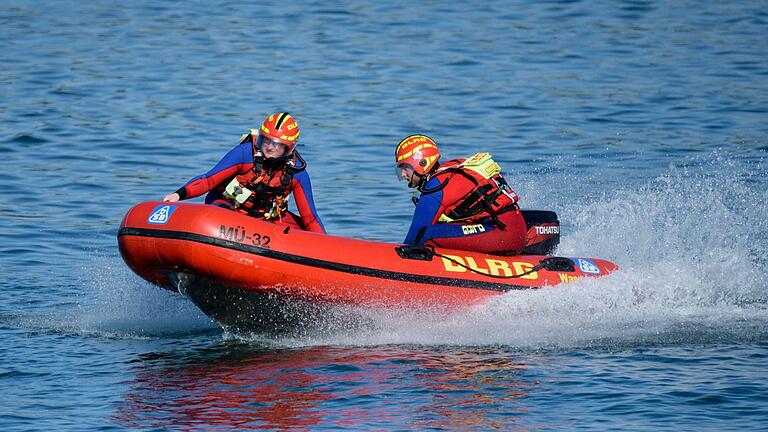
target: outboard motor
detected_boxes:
[521,210,560,255]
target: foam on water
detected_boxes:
[15,256,218,339]
[289,153,768,348]
[49,153,766,347]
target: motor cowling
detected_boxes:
[521,210,560,255]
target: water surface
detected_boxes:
[1,1,767,430]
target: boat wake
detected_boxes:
[54,153,767,347]
[273,153,768,348]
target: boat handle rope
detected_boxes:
[395,245,576,279]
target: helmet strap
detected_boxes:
[417,163,450,194]
[416,162,439,190]
[414,171,435,191]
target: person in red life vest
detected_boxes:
[163,113,325,233]
[395,134,526,255]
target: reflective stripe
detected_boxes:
[432,153,518,225]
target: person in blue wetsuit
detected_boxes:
[163,113,325,233]
[395,134,526,255]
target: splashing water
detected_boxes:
[290,154,768,348]
[62,153,767,347]
[19,256,218,339]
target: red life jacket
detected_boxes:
[422,153,519,229]
[226,152,305,220]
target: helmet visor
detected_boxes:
[256,134,292,158]
[396,163,422,188]
[396,163,414,180]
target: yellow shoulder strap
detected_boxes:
[460,152,501,179]
[239,128,260,144]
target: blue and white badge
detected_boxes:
[573,258,601,275]
[147,205,177,224]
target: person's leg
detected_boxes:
[274,211,305,231]
[423,210,527,255]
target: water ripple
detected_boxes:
[1,0,767,430]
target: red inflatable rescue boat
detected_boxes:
[118,201,618,334]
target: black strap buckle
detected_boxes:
[395,245,435,261]
[539,257,575,272]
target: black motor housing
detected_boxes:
[521,210,560,255]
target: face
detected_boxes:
[397,164,422,188]
[258,135,291,159]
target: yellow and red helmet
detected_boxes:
[256,112,300,157]
[395,134,440,176]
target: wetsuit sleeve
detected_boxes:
[404,178,445,245]
[291,170,326,234]
[175,143,251,200]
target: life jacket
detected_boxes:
[222,150,306,220]
[419,152,519,229]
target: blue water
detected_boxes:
[2,0,767,430]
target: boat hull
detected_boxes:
[118,202,618,333]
